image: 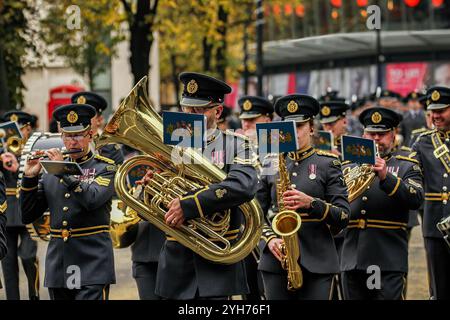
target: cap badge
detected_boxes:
[10,114,18,122]
[76,95,86,104]
[431,90,440,102]
[371,112,382,124]
[321,106,331,117]
[412,92,417,99]
[67,111,79,124]
[187,80,198,94]
[243,100,252,111]
[287,100,298,113]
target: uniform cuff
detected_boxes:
[379,172,401,196]
[21,176,39,190]
[180,198,201,220]
[309,198,329,220]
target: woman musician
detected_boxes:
[256,94,350,300]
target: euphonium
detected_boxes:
[342,143,379,202]
[95,76,263,264]
[271,153,303,290]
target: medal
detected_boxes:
[309,164,317,180]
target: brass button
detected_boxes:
[292,172,297,177]
[63,207,69,212]
[60,179,64,183]
[294,162,299,166]
[361,210,366,215]
[443,186,448,192]
[62,221,68,227]
[444,200,448,205]
[65,193,70,198]
[61,229,70,242]
[362,196,368,201]
[446,139,449,143]
[291,184,296,189]
[444,173,448,178]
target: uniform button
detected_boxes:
[62,221,68,226]
[292,172,297,177]
[444,173,449,178]
[443,186,448,192]
[60,179,64,183]
[63,207,69,212]
[361,210,366,215]
[362,196,368,201]
[295,162,299,166]
[291,184,297,189]
[65,193,70,198]
[446,139,450,143]
[444,200,448,205]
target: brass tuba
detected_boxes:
[271,153,303,290]
[95,76,263,264]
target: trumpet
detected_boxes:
[27,148,84,160]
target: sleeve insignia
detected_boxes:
[332,159,341,166]
[340,211,348,221]
[215,188,227,199]
[409,186,417,194]
[74,185,83,193]
[408,178,422,189]
[106,165,117,172]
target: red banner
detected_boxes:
[386,62,427,97]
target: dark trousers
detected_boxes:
[332,235,344,300]
[243,254,263,300]
[48,285,110,300]
[342,270,406,300]
[424,237,450,299]
[133,261,161,300]
[261,269,334,300]
[1,226,39,300]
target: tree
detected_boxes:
[41,0,125,90]
[121,0,159,86]
[0,0,41,112]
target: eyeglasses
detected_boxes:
[62,132,90,142]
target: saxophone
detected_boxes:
[271,153,303,290]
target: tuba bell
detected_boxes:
[95,76,263,264]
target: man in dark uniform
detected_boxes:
[400,91,427,147]
[257,94,350,300]
[0,111,40,300]
[20,104,116,300]
[341,107,424,300]
[237,95,274,300]
[0,171,7,260]
[148,72,258,300]
[318,101,349,157]
[318,100,350,299]
[411,86,450,300]
[71,91,124,164]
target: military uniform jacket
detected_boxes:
[19,151,116,287]
[155,129,258,299]
[257,147,350,275]
[0,171,7,260]
[1,158,22,227]
[412,130,450,238]
[131,221,165,263]
[99,144,124,165]
[340,154,423,273]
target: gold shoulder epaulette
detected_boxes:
[95,154,115,164]
[395,155,419,164]
[224,129,249,141]
[342,160,351,165]
[316,149,339,159]
[400,146,412,152]
[411,127,427,135]
[418,129,436,138]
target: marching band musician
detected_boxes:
[237,95,274,300]
[0,170,7,260]
[340,107,424,300]
[318,100,349,158]
[20,104,116,300]
[140,72,258,300]
[257,94,350,300]
[411,86,450,300]
[0,111,40,300]
[71,91,124,165]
